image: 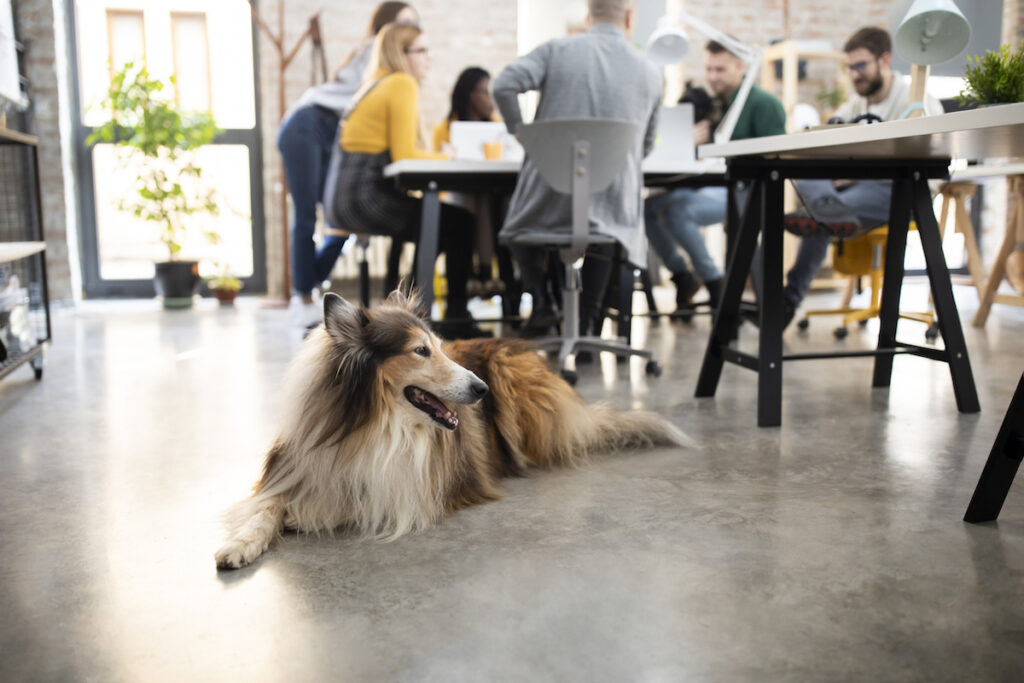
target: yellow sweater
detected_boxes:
[341,70,447,161]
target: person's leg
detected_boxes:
[579,243,616,335]
[644,192,693,274]
[664,186,726,284]
[783,233,832,306]
[278,108,321,298]
[438,203,475,317]
[831,181,892,226]
[645,191,700,310]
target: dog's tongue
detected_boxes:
[406,386,459,429]
[424,393,455,421]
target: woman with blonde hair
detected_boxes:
[334,22,486,338]
[279,2,418,327]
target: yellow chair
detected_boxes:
[797,222,936,339]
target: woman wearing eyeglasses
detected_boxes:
[335,22,486,338]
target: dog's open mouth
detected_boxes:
[404,386,458,430]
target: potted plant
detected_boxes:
[960,43,1024,107]
[87,62,222,308]
[208,273,243,306]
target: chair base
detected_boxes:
[531,333,659,384]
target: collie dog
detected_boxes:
[215,291,687,569]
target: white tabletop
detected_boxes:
[383,157,726,178]
[950,161,1024,180]
[699,103,1024,162]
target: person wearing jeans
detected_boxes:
[645,39,785,315]
[747,26,942,330]
[645,186,727,311]
[278,105,351,301]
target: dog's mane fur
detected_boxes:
[215,291,689,569]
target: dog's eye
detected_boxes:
[414,345,430,357]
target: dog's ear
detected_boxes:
[323,292,367,340]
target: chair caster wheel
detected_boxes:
[797,318,809,330]
[561,369,578,385]
[925,324,940,342]
[833,326,848,339]
[645,360,663,377]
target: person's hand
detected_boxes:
[832,179,855,189]
[693,120,711,147]
[441,142,456,159]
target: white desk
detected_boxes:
[382,157,727,316]
[700,103,1024,161]
[692,107,1024,426]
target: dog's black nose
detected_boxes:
[471,379,489,398]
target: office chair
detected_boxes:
[796,222,937,340]
[501,118,662,384]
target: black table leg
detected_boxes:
[696,179,762,399]
[964,372,1024,522]
[912,175,980,413]
[873,178,912,388]
[417,188,442,314]
[757,172,785,427]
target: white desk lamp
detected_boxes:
[646,13,763,144]
[894,0,971,118]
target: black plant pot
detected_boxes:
[154,261,201,309]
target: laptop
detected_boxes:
[449,121,523,161]
[642,103,696,173]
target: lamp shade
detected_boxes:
[894,0,971,65]
[645,22,690,66]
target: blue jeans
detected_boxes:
[278,104,348,296]
[645,186,726,283]
[751,179,892,307]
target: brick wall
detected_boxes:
[14,0,73,301]
[254,0,518,297]
[1004,0,1024,44]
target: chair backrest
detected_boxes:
[517,118,638,195]
[516,118,638,257]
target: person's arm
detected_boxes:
[755,97,787,138]
[492,42,552,135]
[387,74,447,161]
[642,101,661,158]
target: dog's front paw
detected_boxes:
[214,538,267,570]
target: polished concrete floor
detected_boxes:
[1,283,1023,682]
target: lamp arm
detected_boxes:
[713,51,763,144]
[675,11,759,62]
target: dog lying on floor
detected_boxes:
[215,291,687,569]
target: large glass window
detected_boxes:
[72,0,263,295]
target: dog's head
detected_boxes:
[322,290,488,431]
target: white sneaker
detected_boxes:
[288,294,322,328]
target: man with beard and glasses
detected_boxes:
[748,26,943,329]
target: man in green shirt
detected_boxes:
[645,39,786,314]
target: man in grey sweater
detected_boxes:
[492,0,662,336]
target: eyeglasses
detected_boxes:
[845,59,876,74]
[405,47,429,55]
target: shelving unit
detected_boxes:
[0,126,51,381]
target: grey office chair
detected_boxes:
[503,118,662,384]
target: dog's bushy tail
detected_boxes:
[588,403,692,452]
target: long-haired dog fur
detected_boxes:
[215,291,687,569]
